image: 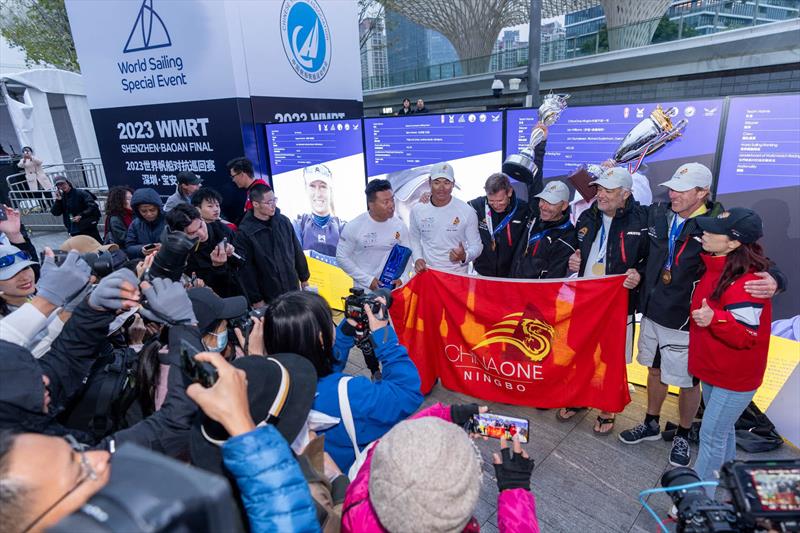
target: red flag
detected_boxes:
[390,269,631,412]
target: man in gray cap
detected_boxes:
[409,162,482,274]
[620,162,784,467]
[510,180,577,279]
[557,166,649,434]
[164,171,202,212]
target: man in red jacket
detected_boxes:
[227,157,268,212]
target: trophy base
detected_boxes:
[502,153,539,185]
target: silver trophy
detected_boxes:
[612,104,687,167]
[502,93,569,183]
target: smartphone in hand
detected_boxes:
[470,413,529,443]
[180,339,218,388]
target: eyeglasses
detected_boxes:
[0,250,31,269]
[22,435,98,533]
[255,197,278,206]
[230,171,243,179]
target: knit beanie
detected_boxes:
[369,417,481,533]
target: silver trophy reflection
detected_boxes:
[611,104,687,172]
[502,93,569,184]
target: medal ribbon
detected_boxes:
[664,214,687,272]
[485,198,518,248]
[596,219,608,265]
[527,219,573,246]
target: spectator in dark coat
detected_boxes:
[396,98,413,116]
[124,188,166,259]
[235,183,309,307]
[50,176,101,242]
[103,186,133,246]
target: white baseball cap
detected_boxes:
[303,164,332,186]
[429,162,455,182]
[0,244,37,281]
[535,180,570,204]
[590,166,633,191]
[660,162,712,192]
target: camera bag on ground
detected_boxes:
[50,442,244,532]
[58,344,141,442]
[734,401,783,453]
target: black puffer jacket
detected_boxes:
[185,220,244,297]
[469,192,530,277]
[50,179,101,237]
[575,196,649,313]
[510,209,577,279]
[235,209,310,304]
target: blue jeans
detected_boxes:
[694,381,756,497]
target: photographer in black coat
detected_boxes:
[235,183,309,307]
[50,176,101,242]
[165,203,244,297]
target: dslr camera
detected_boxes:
[44,250,126,279]
[662,459,799,532]
[228,307,267,352]
[343,287,393,339]
[144,228,198,282]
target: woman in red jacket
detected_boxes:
[689,208,771,496]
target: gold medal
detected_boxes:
[591,263,605,276]
[661,268,672,285]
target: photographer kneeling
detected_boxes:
[165,203,244,297]
[262,290,423,472]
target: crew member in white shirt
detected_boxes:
[336,179,409,291]
[409,162,482,274]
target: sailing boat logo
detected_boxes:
[123,0,172,53]
[280,0,331,83]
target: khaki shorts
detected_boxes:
[637,316,694,388]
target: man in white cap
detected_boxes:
[510,180,577,279]
[620,162,784,467]
[293,164,345,260]
[557,165,649,434]
[409,162,482,274]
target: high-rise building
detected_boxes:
[541,20,567,63]
[385,10,459,85]
[360,17,389,90]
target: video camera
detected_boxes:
[44,250,126,279]
[50,442,243,532]
[343,287,393,339]
[661,459,800,532]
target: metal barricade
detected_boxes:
[6,161,108,232]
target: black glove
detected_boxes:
[450,403,480,428]
[493,446,534,492]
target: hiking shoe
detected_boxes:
[618,420,661,444]
[669,435,691,467]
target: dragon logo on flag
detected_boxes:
[472,311,555,362]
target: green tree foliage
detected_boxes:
[651,15,698,44]
[0,0,80,72]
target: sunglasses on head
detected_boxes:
[0,250,31,269]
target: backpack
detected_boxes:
[58,345,141,442]
[337,376,378,480]
[734,401,784,453]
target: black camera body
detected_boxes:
[44,250,125,279]
[343,288,392,339]
[145,228,198,282]
[662,460,800,532]
[228,307,267,352]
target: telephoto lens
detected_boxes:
[147,228,198,281]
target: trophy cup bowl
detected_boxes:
[612,105,688,165]
[503,93,569,185]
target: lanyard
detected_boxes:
[485,198,518,244]
[664,214,687,271]
[527,219,573,245]
[596,219,608,264]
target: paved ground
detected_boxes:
[31,230,800,532]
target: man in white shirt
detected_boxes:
[409,162,482,274]
[337,179,409,291]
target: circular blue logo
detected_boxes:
[280,0,331,83]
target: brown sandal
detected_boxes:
[556,407,586,422]
[593,415,615,436]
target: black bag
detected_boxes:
[734,401,784,453]
[58,346,141,442]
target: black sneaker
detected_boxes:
[618,420,661,444]
[669,435,691,467]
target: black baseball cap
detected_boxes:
[177,171,202,185]
[187,287,248,333]
[696,207,763,244]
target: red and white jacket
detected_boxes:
[688,254,772,392]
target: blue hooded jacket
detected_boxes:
[314,323,423,471]
[222,425,319,533]
[125,188,166,258]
